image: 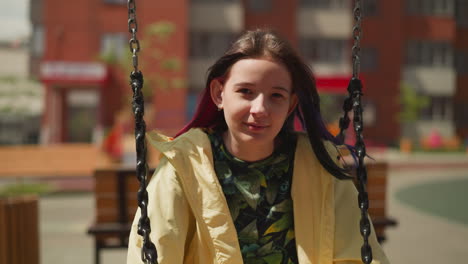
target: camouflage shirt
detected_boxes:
[207,130,298,264]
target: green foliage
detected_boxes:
[0,182,54,198]
[161,57,182,71]
[97,20,186,92]
[399,82,430,122]
[171,77,186,89]
[98,49,119,64]
[0,76,19,83]
[319,94,342,123]
[0,76,43,116]
[146,21,176,41]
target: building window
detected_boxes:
[300,0,375,16]
[362,0,378,17]
[247,0,272,12]
[103,0,126,4]
[455,51,468,74]
[360,47,379,72]
[420,96,453,121]
[455,0,468,27]
[66,90,98,143]
[407,0,454,16]
[100,33,127,61]
[406,40,453,67]
[31,25,45,57]
[0,115,41,145]
[300,0,349,9]
[299,38,348,63]
[190,31,237,58]
[454,102,468,129]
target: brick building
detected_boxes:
[30,0,468,146]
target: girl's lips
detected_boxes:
[245,123,269,131]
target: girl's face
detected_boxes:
[210,58,297,160]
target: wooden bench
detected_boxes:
[88,162,396,264]
[87,167,154,264]
[0,196,39,264]
[354,162,398,243]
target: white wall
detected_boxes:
[297,8,351,38]
[190,2,243,31]
[0,46,29,77]
[403,66,456,96]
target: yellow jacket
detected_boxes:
[127,128,390,264]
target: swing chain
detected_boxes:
[351,1,372,263]
[352,0,362,78]
[128,0,140,73]
[338,1,373,263]
[127,1,158,263]
[351,78,373,264]
[130,72,157,264]
[337,0,363,142]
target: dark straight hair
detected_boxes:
[177,29,351,180]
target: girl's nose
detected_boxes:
[250,95,268,117]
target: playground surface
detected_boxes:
[32,149,468,264]
[383,167,468,264]
[0,147,468,264]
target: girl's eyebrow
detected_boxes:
[273,86,290,93]
[233,82,255,87]
[234,82,290,93]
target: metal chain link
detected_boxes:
[337,1,373,263]
[352,0,362,79]
[127,1,157,263]
[128,0,141,73]
[351,1,372,263]
[338,0,363,141]
[352,78,373,264]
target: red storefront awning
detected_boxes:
[316,75,365,94]
[39,61,110,86]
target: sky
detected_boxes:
[0,0,31,42]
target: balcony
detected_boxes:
[297,8,351,38]
[190,2,242,31]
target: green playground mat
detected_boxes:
[395,178,468,226]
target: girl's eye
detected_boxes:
[272,93,286,99]
[238,88,252,94]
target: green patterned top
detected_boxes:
[207,130,298,264]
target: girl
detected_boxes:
[127,29,389,264]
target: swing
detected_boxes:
[127,1,372,263]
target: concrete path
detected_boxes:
[39,194,127,264]
[37,152,468,264]
[383,168,468,264]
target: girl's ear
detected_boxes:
[210,79,224,109]
[288,94,298,116]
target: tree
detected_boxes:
[399,82,430,145]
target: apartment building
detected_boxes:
[401,0,463,141]
[30,0,468,145]
[31,0,188,143]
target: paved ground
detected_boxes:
[29,150,468,264]
[395,178,468,226]
[39,193,127,264]
[383,167,468,264]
